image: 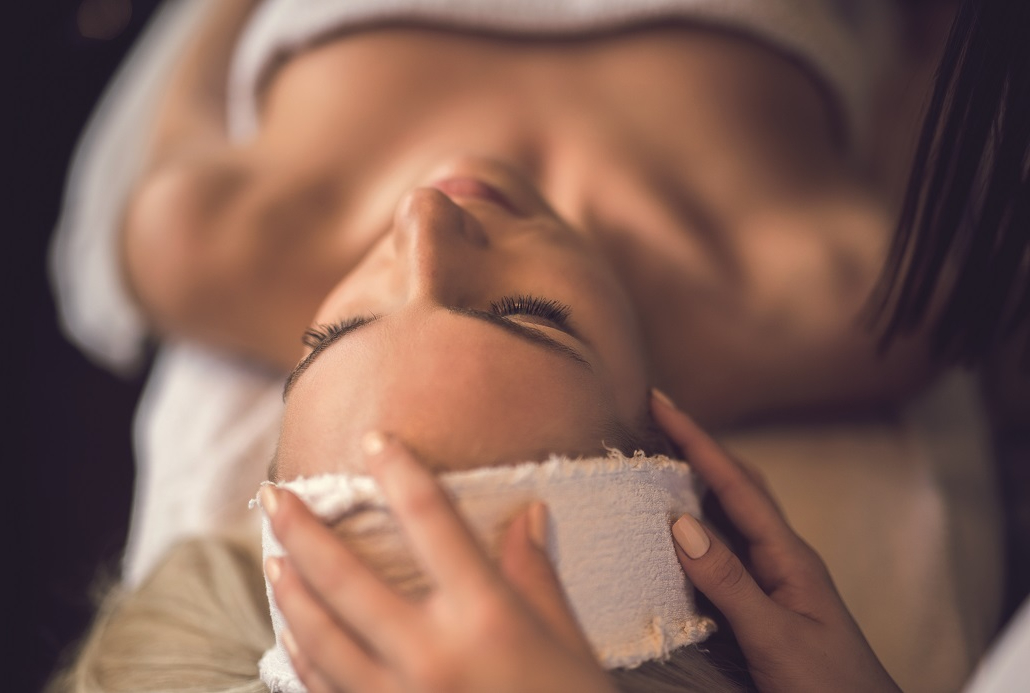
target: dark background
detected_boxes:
[10,2,1029,691]
[14,1,158,690]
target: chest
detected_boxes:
[248,25,849,285]
[255,25,837,207]
[239,27,895,421]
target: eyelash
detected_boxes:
[302,317,371,349]
[489,294,571,325]
[301,294,573,348]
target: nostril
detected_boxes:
[395,187,489,248]
[428,176,522,216]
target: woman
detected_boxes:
[48,0,1019,690]
[122,0,931,418]
[259,393,903,693]
[56,394,900,693]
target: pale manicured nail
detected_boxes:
[527,502,550,552]
[265,557,281,584]
[361,430,388,457]
[672,514,711,559]
[651,387,677,409]
[282,628,299,658]
[260,485,279,517]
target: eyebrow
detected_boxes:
[283,307,592,399]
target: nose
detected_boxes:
[393,187,490,301]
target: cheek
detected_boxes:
[278,395,370,477]
[556,262,650,413]
[314,245,401,323]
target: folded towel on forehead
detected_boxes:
[253,453,717,692]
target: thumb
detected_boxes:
[501,503,594,657]
[672,514,782,635]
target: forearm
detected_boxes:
[146,0,261,170]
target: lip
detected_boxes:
[428,176,523,216]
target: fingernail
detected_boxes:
[651,387,677,409]
[527,502,549,552]
[361,430,388,457]
[260,485,279,517]
[282,628,299,658]
[265,557,282,584]
[672,514,711,559]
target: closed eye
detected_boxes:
[490,294,570,326]
[285,295,589,399]
[301,294,577,353]
[488,294,585,341]
[302,316,378,349]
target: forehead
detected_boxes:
[277,311,614,478]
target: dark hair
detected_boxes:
[869,0,1030,367]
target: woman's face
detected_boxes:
[275,157,651,478]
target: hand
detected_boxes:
[261,432,617,693]
[651,390,902,693]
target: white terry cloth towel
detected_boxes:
[252,454,716,693]
[122,342,283,587]
[228,0,899,147]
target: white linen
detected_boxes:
[122,342,283,587]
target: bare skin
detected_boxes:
[124,2,947,427]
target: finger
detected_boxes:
[269,556,389,690]
[363,431,497,598]
[282,629,352,693]
[651,391,793,548]
[500,503,594,658]
[263,485,413,654]
[739,460,776,504]
[670,513,782,632]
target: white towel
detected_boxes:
[253,453,715,693]
[229,0,898,145]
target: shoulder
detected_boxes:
[122,152,254,335]
[120,148,343,369]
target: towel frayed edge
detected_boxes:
[251,453,694,521]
